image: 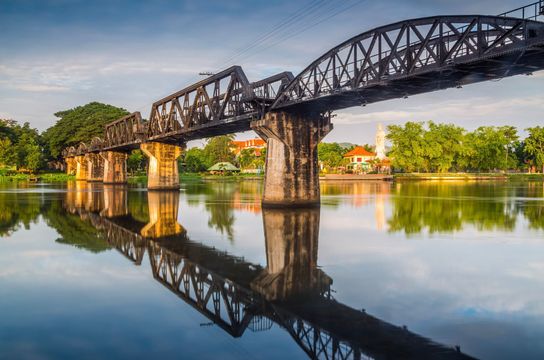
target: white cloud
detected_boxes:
[14,84,68,92]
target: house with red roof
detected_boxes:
[343,146,377,173]
[231,138,266,156]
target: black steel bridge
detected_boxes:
[63,2,544,203]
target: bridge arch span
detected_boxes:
[272,15,544,112]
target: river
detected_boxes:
[0,180,543,359]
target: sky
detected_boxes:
[1,0,543,146]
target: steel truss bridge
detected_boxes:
[64,193,475,360]
[62,2,544,155]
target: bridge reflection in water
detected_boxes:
[63,183,474,359]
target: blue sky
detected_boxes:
[1,0,543,145]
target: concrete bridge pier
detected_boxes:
[75,155,89,181]
[101,151,128,184]
[65,157,77,175]
[250,207,331,301]
[141,191,184,238]
[85,153,104,182]
[251,111,332,207]
[140,142,184,190]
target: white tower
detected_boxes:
[375,123,386,160]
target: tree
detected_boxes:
[42,102,129,158]
[237,147,266,170]
[127,150,146,174]
[424,122,465,172]
[387,122,426,172]
[524,126,544,173]
[462,126,518,171]
[318,142,346,171]
[0,138,16,167]
[184,147,208,172]
[203,135,235,165]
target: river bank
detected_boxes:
[1,172,543,183]
[394,173,544,181]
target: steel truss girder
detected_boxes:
[272,15,544,111]
[102,112,145,152]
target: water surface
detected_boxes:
[1,180,543,359]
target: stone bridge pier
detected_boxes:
[141,142,184,190]
[85,153,104,182]
[75,155,89,181]
[65,157,77,176]
[101,151,128,184]
[251,111,332,207]
[251,207,331,301]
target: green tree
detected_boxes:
[524,126,544,173]
[237,147,266,170]
[462,126,518,171]
[0,138,16,167]
[387,122,426,172]
[424,122,465,172]
[203,135,235,165]
[12,123,44,171]
[127,150,147,174]
[42,102,129,158]
[184,147,208,172]
[318,142,346,170]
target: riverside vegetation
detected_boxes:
[1,102,544,181]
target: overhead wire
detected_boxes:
[130,0,366,117]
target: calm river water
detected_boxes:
[1,180,543,359]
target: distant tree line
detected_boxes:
[2,102,544,175]
[0,119,44,172]
[387,121,544,173]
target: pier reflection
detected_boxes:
[60,185,474,359]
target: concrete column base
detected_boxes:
[141,142,183,190]
[85,153,104,182]
[101,151,128,184]
[75,155,89,181]
[65,157,77,175]
[251,111,332,207]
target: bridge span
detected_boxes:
[61,183,476,359]
[63,3,544,205]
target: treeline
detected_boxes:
[387,121,544,173]
[0,102,129,173]
[0,119,44,172]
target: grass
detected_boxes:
[0,172,75,182]
[393,172,544,181]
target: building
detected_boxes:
[343,124,391,174]
[344,146,377,173]
[231,138,266,156]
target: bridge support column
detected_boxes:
[251,111,332,207]
[141,191,184,238]
[140,142,183,190]
[75,155,89,181]
[85,153,104,182]
[101,151,128,184]
[65,157,76,175]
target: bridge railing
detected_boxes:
[499,1,544,21]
